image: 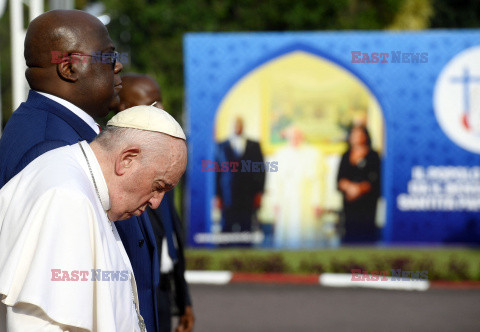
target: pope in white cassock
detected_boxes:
[0,106,187,332]
[270,126,323,249]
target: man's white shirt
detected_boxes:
[160,239,174,273]
[229,134,246,157]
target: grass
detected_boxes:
[185,247,480,281]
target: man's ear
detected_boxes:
[57,60,79,82]
[115,147,141,175]
[118,102,128,112]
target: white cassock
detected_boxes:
[271,144,322,249]
[0,141,144,332]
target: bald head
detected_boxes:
[24,10,123,118]
[115,74,162,113]
[93,126,186,165]
[234,117,244,136]
[25,10,107,68]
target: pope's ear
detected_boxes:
[115,147,141,175]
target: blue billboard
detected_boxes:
[184,31,480,247]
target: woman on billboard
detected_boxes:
[337,125,381,243]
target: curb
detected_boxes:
[185,271,480,291]
[320,273,429,291]
[429,281,480,289]
[231,273,320,285]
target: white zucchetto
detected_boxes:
[107,105,186,140]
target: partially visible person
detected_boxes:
[215,117,265,237]
[271,126,323,248]
[115,73,162,112]
[115,73,194,332]
[0,106,188,331]
[337,125,381,243]
[0,10,161,332]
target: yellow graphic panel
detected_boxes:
[215,51,383,155]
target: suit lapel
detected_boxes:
[28,91,97,142]
[139,213,160,286]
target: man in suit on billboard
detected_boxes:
[215,117,265,238]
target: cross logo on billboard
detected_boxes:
[434,46,480,153]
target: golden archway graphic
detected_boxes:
[215,50,383,155]
[214,50,384,247]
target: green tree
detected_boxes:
[2,0,480,123]
[101,0,404,120]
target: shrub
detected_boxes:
[185,255,212,270]
[220,254,287,273]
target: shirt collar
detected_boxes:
[230,133,246,143]
[35,91,100,135]
[78,141,111,212]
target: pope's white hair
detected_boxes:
[94,126,184,164]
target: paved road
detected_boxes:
[188,283,480,332]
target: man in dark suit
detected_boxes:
[0,10,160,332]
[0,10,122,185]
[215,117,265,237]
[115,73,194,332]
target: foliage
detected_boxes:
[98,0,480,124]
[185,247,480,281]
[388,0,433,30]
[100,0,405,121]
[1,1,480,124]
[0,8,11,128]
[430,0,480,28]
[219,253,287,273]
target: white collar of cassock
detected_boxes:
[79,140,111,212]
